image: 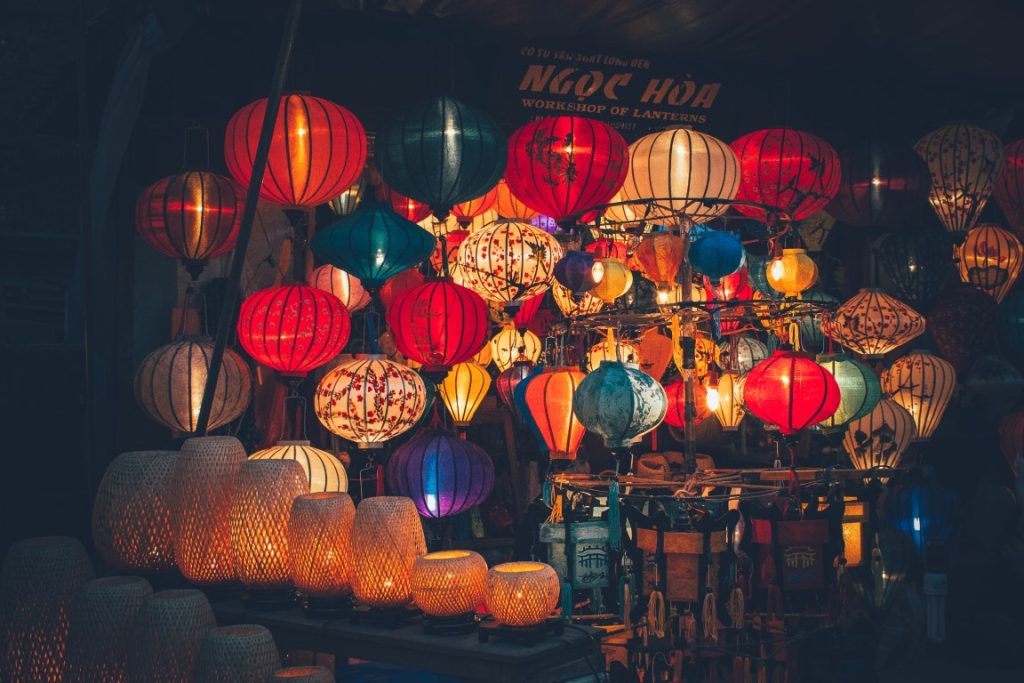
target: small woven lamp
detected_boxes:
[289,492,356,615]
[92,450,178,573]
[270,666,334,682]
[350,496,426,609]
[485,562,559,627]
[64,576,152,683]
[411,550,487,633]
[194,624,281,683]
[126,589,215,683]
[0,537,95,683]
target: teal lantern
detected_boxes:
[796,290,838,350]
[377,96,506,217]
[310,202,436,288]
[573,361,667,449]
[816,353,882,432]
[746,252,777,297]
[690,229,744,283]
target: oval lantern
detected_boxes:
[999,411,1024,475]
[523,367,587,460]
[956,223,1023,303]
[927,283,998,372]
[377,97,505,216]
[586,333,642,372]
[843,397,916,472]
[573,361,668,449]
[882,351,956,441]
[878,228,955,310]
[690,229,744,282]
[823,288,926,358]
[914,123,1004,237]
[237,284,350,377]
[663,379,710,430]
[496,359,535,414]
[456,219,562,304]
[386,279,488,372]
[378,184,432,223]
[717,335,769,375]
[554,250,601,295]
[552,282,604,318]
[766,248,818,298]
[994,139,1024,238]
[438,362,492,427]
[491,327,542,372]
[225,93,367,208]
[249,440,348,493]
[635,233,685,292]
[591,258,634,304]
[730,128,842,221]
[743,350,841,435]
[386,429,494,518]
[451,186,499,226]
[638,330,674,381]
[308,264,371,312]
[494,178,539,220]
[816,353,881,431]
[713,372,746,431]
[827,141,929,227]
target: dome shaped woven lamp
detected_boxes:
[134,338,251,433]
[823,288,926,358]
[712,372,746,431]
[412,550,488,631]
[438,361,491,426]
[551,282,604,318]
[386,430,495,518]
[64,576,152,683]
[882,351,957,441]
[843,397,916,473]
[456,219,562,304]
[289,493,356,614]
[170,436,247,585]
[766,248,818,297]
[193,625,281,683]
[573,361,668,449]
[826,141,930,228]
[485,562,559,627]
[271,666,335,682]
[490,327,542,372]
[523,366,588,460]
[956,223,1023,303]
[386,279,489,372]
[249,441,348,493]
[995,139,1024,237]
[743,350,841,435]
[0,537,94,683]
[308,264,371,312]
[815,353,881,432]
[350,496,427,608]
[126,589,216,683]
[92,450,178,573]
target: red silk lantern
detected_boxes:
[743,350,840,434]
[730,129,841,221]
[505,116,628,225]
[663,380,710,429]
[386,280,489,372]
[237,284,350,377]
[523,367,587,460]
[225,94,366,208]
[451,187,499,225]
[995,140,1024,238]
[586,238,629,261]
[512,292,545,328]
[380,268,426,309]
[705,268,752,302]
[378,184,432,223]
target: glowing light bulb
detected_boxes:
[591,261,605,284]
[374,248,385,267]
[296,128,308,136]
[871,177,883,186]
[706,386,721,412]
[769,258,785,282]
[657,288,670,304]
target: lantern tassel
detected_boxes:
[608,479,622,551]
[727,585,745,629]
[702,589,718,643]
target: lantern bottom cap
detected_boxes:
[549,451,578,460]
[355,442,385,449]
[721,426,740,432]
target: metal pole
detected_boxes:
[195,0,305,434]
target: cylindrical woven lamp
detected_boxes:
[289,492,356,615]
[0,537,94,683]
[882,351,957,441]
[350,497,426,609]
[249,441,348,493]
[126,589,215,683]
[412,550,487,632]
[92,450,178,573]
[64,576,152,683]
[170,436,247,585]
[270,666,334,682]
[485,562,559,627]
[194,625,281,683]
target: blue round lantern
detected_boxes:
[689,229,744,282]
[573,361,667,449]
[885,473,959,556]
[554,251,600,295]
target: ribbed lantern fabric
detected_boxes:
[386,429,495,518]
[452,187,499,224]
[586,237,630,261]
[914,123,1004,237]
[823,288,926,358]
[879,228,955,310]
[350,497,427,608]
[602,190,641,227]
[194,625,281,683]
[271,666,334,682]
[523,366,588,460]
[493,178,539,220]
[495,360,535,412]
[378,184,432,222]
[237,284,350,377]
[92,450,178,573]
[956,223,1023,303]
[843,398,916,472]
[882,351,957,441]
[663,379,710,429]
[766,248,818,297]
[634,233,684,290]
[574,361,668,448]
[794,290,838,350]
[713,373,746,431]
[308,264,371,312]
[64,576,152,683]
[743,350,841,435]
[438,362,491,426]
[717,335,769,375]
[730,128,842,221]
[690,229,744,281]
[826,141,929,227]
[386,279,489,372]
[126,589,216,683]
[134,338,252,433]
[591,257,634,303]
[491,327,542,372]
[995,139,1024,237]
[815,353,882,431]
[552,282,604,318]
[380,268,427,308]
[249,441,348,493]
[328,162,369,217]
[289,492,356,599]
[411,550,488,617]
[485,562,559,627]
[225,94,367,208]
[672,334,720,380]
[456,219,562,304]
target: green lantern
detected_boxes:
[572,361,667,449]
[815,353,881,432]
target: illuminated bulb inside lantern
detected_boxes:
[871,177,883,186]
[591,261,605,283]
[657,288,670,304]
[444,127,458,138]
[913,517,921,532]
[296,128,308,136]
[374,248,385,267]
[908,258,917,273]
[769,257,785,282]
[706,386,721,412]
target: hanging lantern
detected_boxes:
[690,229,744,282]
[551,282,604,318]
[999,411,1024,475]
[554,251,601,295]
[638,330,674,381]
[586,332,642,372]
[663,379,710,429]
[430,229,470,276]
[586,237,630,261]
[438,362,491,427]
[792,290,838,351]
[328,159,372,217]
[573,361,668,448]
[999,287,1024,354]
[493,178,539,220]
[823,288,926,358]
[308,264,371,313]
[249,441,348,493]
[816,353,882,431]
[704,267,753,304]
[885,476,959,556]
[994,139,1024,238]
[378,184,432,223]
[456,219,562,304]
[225,94,367,208]
[927,282,998,372]
[878,228,955,311]
[956,223,1023,303]
[795,211,836,252]
[385,280,488,372]
[505,116,628,226]
[827,141,929,227]
[523,367,587,460]
[314,355,428,448]
[591,258,633,303]
[386,429,495,518]
[843,398,916,472]
[914,123,1004,237]
[730,129,842,221]
[377,97,505,216]
[135,171,241,278]
[380,268,426,309]
[490,327,542,372]
[745,252,775,297]
[472,337,493,367]
[743,350,841,434]
[766,248,818,297]
[672,334,719,380]
[881,351,956,442]
[964,355,1024,420]
[716,335,769,375]
[635,232,685,297]
[451,187,499,226]
[350,497,426,608]
[602,191,641,228]
[493,359,531,411]
[713,372,746,431]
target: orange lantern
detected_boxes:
[663,379,710,429]
[485,562,559,627]
[956,223,1023,303]
[635,233,685,294]
[438,362,492,427]
[638,329,674,381]
[350,497,426,608]
[494,179,539,220]
[451,187,499,226]
[523,366,587,460]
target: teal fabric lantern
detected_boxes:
[310,202,436,287]
[796,290,838,351]
[815,353,882,432]
[377,96,506,217]
[690,229,744,282]
[746,252,777,297]
[573,361,667,449]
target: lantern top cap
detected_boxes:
[355,353,388,360]
[276,440,313,447]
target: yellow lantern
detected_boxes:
[956,223,1023,303]
[586,330,642,372]
[590,258,634,303]
[672,331,719,379]
[456,219,562,304]
[551,282,604,318]
[766,248,818,297]
[823,288,926,358]
[438,362,492,427]
[881,351,957,441]
[490,327,542,372]
[472,341,493,367]
[712,372,746,431]
[288,492,356,606]
[638,329,674,381]
[843,397,916,472]
[249,441,348,493]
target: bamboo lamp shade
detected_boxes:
[452,186,499,223]
[956,223,1023,303]
[411,550,488,617]
[638,330,673,381]
[826,141,930,228]
[591,257,634,303]
[663,379,710,429]
[634,233,684,290]
[490,327,542,372]
[485,562,559,627]
[289,492,356,599]
[523,366,588,460]
[271,666,334,682]
[843,397,916,472]
[126,589,216,683]
[249,441,348,493]
[823,288,926,358]
[438,362,492,426]
[551,282,604,318]
[350,497,427,608]
[882,351,957,441]
[64,576,152,683]
[456,219,562,304]
[713,372,746,431]
[494,178,539,220]
[386,430,495,518]
[743,350,841,435]
[170,436,247,585]
[386,279,489,372]
[308,264,371,313]
[766,248,818,297]
[134,338,251,434]
[586,335,642,372]
[229,460,310,591]
[995,139,1024,238]
[573,361,668,448]
[194,625,281,683]
[816,353,882,431]
[92,450,178,573]
[0,537,94,683]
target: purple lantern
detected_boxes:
[530,215,558,234]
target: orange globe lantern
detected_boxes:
[523,367,587,460]
[494,179,539,220]
[956,223,1023,303]
[635,233,685,294]
[451,186,499,226]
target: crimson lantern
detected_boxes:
[378,184,432,223]
[743,350,840,434]
[663,380,710,430]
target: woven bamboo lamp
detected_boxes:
[956,223,1023,303]
[713,372,746,431]
[92,450,177,573]
[350,497,426,609]
[126,589,216,683]
[490,327,542,372]
[170,436,247,585]
[194,625,281,683]
[289,492,356,615]
[485,562,559,627]
[882,351,957,441]
[438,362,492,426]
[271,666,334,682]
[411,550,487,632]
[64,576,152,683]
[249,441,348,493]
[823,288,926,358]
[0,537,94,683]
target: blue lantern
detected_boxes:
[689,229,744,282]
[573,361,667,449]
[513,364,547,449]
[886,474,959,556]
[554,251,600,295]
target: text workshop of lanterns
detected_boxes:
[10,4,1024,681]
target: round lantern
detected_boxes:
[386,279,488,372]
[690,229,744,282]
[237,284,350,377]
[485,562,559,627]
[823,288,926,358]
[308,264,371,312]
[843,397,916,472]
[505,116,628,226]
[914,123,1004,237]
[591,258,634,303]
[713,372,746,431]
[878,228,955,310]
[792,290,837,350]
[745,252,775,297]
[705,267,753,304]
[638,330,674,381]
[881,351,956,442]
[619,127,740,221]
[999,411,1024,475]
[491,327,542,372]
[573,361,668,449]
[249,441,348,493]
[452,187,499,226]
[523,366,587,460]
[377,96,506,216]
[663,379,710,429]
[956,223,1023,303]
[743,350,841,435]
[826,141,930,227]
[602,191,641,227]
[378,184,432,222]
[438,362,491,426]
[766,248,818,297]
[411,551,487,619]
[495,360,535,413]
[815,353,881,431]
[314,355,428,448]
[288,492,356,604]
[350,497,426,608]
[135,171,241,278]
[456,219,562,304]
[134,338,251,434]
[225,94,367,208]
[716,335,769,375]
[552,282,604,318]
[387,429,495,518]
[586,334,642,372]
[927,282,998,372]
[635,232,684,292]
[493,178,539,220]
[994,139,1024,238]
[730,128,842,221]
[554,250,601,296]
